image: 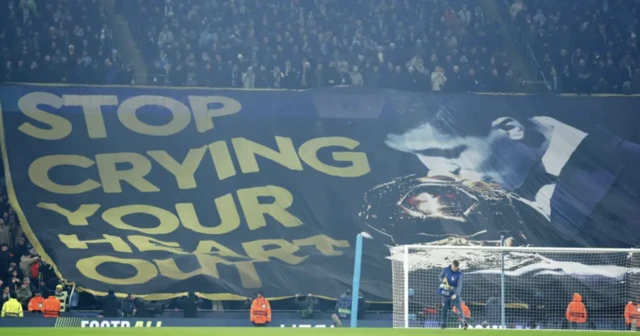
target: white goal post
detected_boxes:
[391,244,639,330]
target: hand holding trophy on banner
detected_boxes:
[359,174,549,248]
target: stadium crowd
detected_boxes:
[510,0,640,94]
[0,0,133,85]
[122,0,515,91]
[0,159,67,316]
[1,0,638,94]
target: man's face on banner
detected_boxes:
[385,117,536,191]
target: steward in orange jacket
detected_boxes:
[250,292,271,326]
[43,296,61,318]
[625,301,640,329]
[566,293,587,325]
[27,292,45,313]
[453,301,471,318]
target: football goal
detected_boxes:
[390,243,638,330]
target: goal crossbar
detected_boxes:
[400,245,637,253]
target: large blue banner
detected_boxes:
[1,85,639,309]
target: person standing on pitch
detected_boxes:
[438,260,468,329]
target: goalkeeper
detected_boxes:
[438,260,468,329]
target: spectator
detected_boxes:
[0,221,9,248]
[38,280,50,298]
[549,66,562,93]
[121,293,136,317]
[22,277,35,293]
[15,281,31,307]
[431,66,447,91]
[180,292,198,318]
[0,244,10,280]
[487,69,503,92]
[349,66,364,87]
[294,293,319,319]
[133,297,150,317]
[27,290,44,313]
[19,253,38,279]
[242,66,256,89]
[242,294,256,310]
[102,289,120,318]
[1,287,11,306]
[54,284,68,312]
[633,69,640,94]
[7,268,20,291]
[466,69,482,92]
[12,237,28,262]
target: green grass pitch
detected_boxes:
[0,329,629,336]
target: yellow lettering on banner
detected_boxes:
[28,155,101,194]
[188,96,241,132]
[96,153,159,193]
[154,257,221,280]
[59,234,132,253]
[17,92,71,140]
[128,235,188,254]
[232,137,303,174]
[293,234,350,256]
[77,256,157,285]
[37,203,100,225]
[237,186,302,230]
[299,137,371,177]
[102,205,179,234]
[148,147,206,190]
[194,240,246,258]
[194,254,262,288]
[117,95,191,136]
[176,196,240,234]
[63,95,118,139]
[208,141,237,180]
[242,239,307,265]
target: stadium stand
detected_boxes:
[0,0,639,321]
[2,0,638,93]
[508,0,640,94]
[0,0,133,84]
[122,0,516,91]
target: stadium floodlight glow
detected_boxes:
[390,244,638,330]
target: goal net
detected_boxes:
[391,243,638,330]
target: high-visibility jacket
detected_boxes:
[625,302,640,325]
[453,301,471,318]
[28,296,45,312]
[43,296,61,318]
[1,299,24,317]
[250,297,272,325]
[566,293,587,323]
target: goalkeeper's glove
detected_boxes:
[440,278,451,290]
[439,283,452,291]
